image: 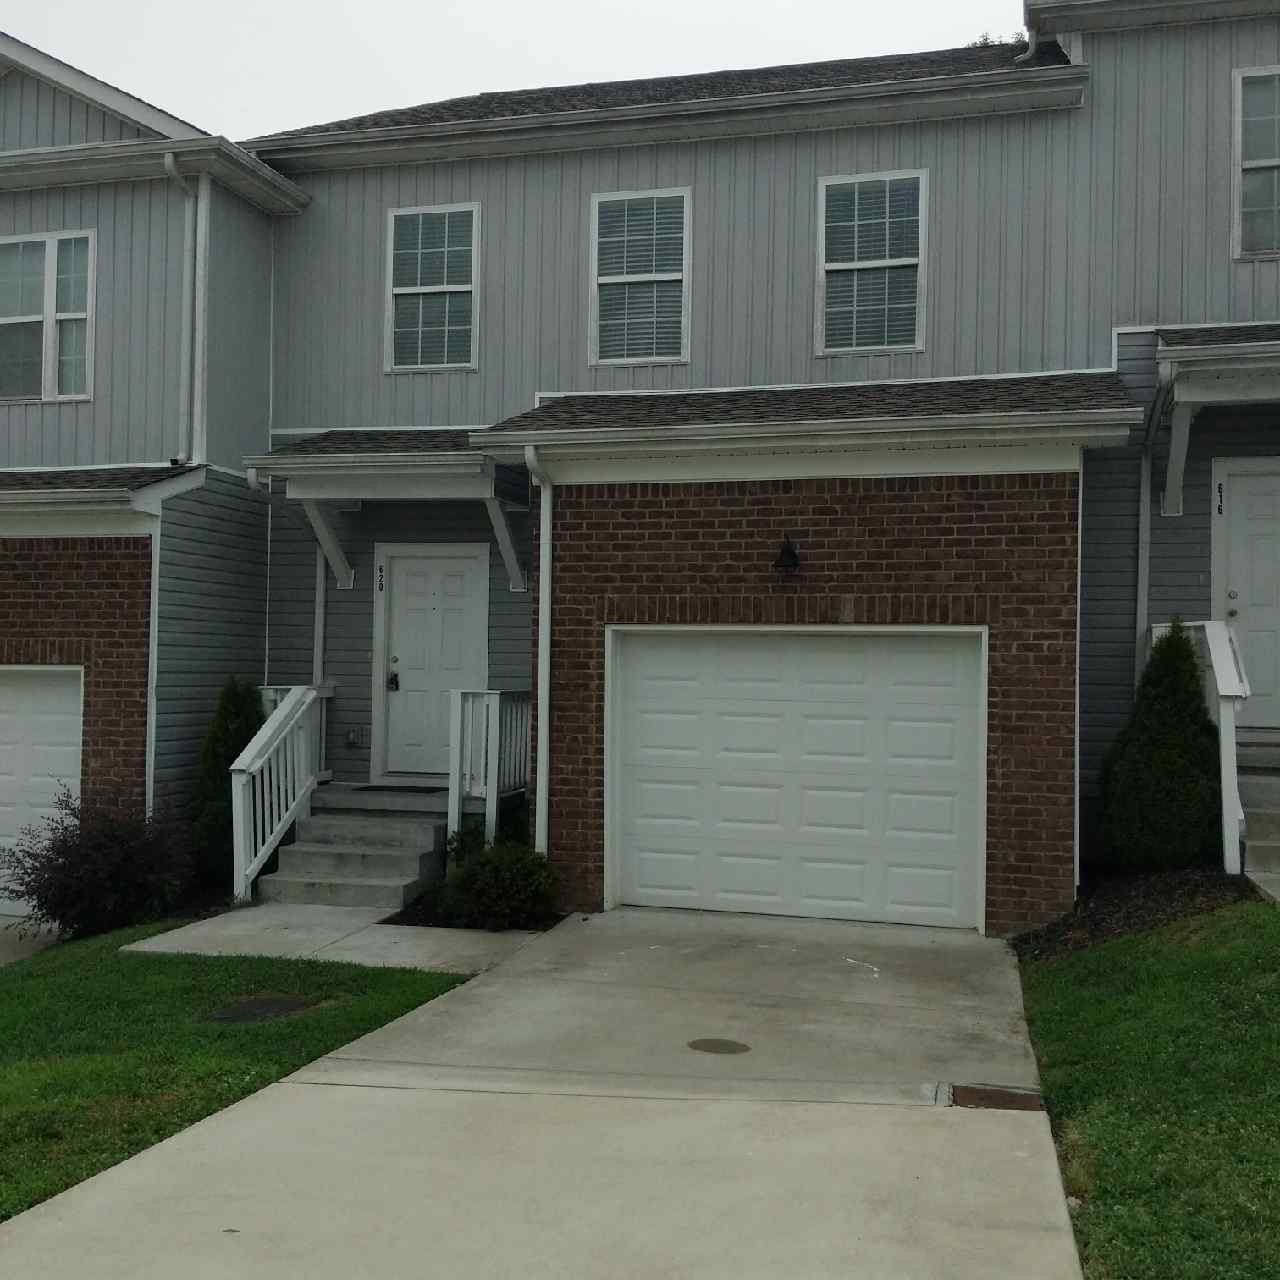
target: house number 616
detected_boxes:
[377,564,385,592]
[1217,483,1224,516]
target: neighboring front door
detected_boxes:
[373,544,489,778]
[1222,465,1280,728]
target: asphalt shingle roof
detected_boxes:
[490,373,1139,435]
[1159,323,1280,347]
[255,40,1062,142]
[264,430,484,456]
[0,465,196,491]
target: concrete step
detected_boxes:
[296,812,444,851]
[278,842,437,881]
[1245,838,1280,874]
[1244,808,1280,841]
[312,786,448,816]
[1238,772,1280,809]
[257,872,430,910]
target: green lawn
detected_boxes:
[0,923,464,1221]
[1021,901,1280,1280]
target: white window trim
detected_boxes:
[0,228,95,404]
[588,186,692,368]
[383,201,480,374]
[814,170,928,358]
[1232,66,1280,261]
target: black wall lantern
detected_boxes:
[773,533,801,574]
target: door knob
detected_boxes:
[386,672,400,691]
[1228,609,1239,618]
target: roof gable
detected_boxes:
[0,31,204,143]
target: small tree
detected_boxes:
[1101,620,1221,870]
[191,677,264,890]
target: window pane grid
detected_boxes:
[389,208,476,367]
[595,192,686,362]
[822,176,922,350]
[1241,76,1280,254]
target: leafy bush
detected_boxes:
[191,677,264,890]
[0,786,193,938]
[1101,620,1221,870]
[440,839,559,931]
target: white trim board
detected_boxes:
[602,623,990,936]
[369,541,491,784]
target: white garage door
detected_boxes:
[614,630,983,928]
[0,668,83,916]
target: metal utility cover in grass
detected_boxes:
[208,995,316,1024]
[687,1038,751,1055]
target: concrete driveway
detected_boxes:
[0,909,1080,1278]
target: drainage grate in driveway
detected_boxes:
[950,1084,1044,1111]
[687,1038,752,1055]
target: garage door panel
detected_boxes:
[0,668,83,916]
[615,631,982,928]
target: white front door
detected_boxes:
[373,544,489,777]
[611,629,984,929]
[1223,467,1280,727]
[0,667,83,915]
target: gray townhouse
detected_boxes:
[1,0,1279,934]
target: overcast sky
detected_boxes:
[18,0,1024,139]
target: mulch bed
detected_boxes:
[382,885,562,933]
[1012,868,1263,962]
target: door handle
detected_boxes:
[1228,609,1239,619]
[386,672,400,691]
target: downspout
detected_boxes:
[525,444,553,856]
[191,173,212,464]
[163,153,195,463]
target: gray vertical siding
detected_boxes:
[205,182,273,469]
[265,15,1280,434]
[265,495,532,783]
[0,69,156,149]
[0,180,188,467]
[153,470,269,811]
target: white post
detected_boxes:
[1220,696,1243,876]
[297,703,313,823]
[230,772,251,901]
[447,689,464,839]
[485,692,502,845]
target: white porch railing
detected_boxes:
[261,682,334,781]
[447,689,533,844]
[230,684,333,900]
[1151,621,1251,874]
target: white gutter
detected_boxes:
[163,153,196,464]
[524,444,553,857]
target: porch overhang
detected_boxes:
[244,442,528,591]
[479,373,1141,482]
[1149,327,1280,517]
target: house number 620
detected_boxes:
[377,564,385,592]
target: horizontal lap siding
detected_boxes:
[153,472,269,812]
[265,498,532,784]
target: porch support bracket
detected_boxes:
[485,497,528,592]
[301,498,355,590]
[1161,401,1198,518]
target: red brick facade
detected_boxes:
[0,537,152,808]
[534,473,1080,937]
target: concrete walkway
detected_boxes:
[1,909,1081,1278]
[122,902,536,973]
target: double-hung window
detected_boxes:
[0,230,93,401]
[817,172,926,353]
[387,203,478,370]
[1237,68,1280,257]
[590,188,690,364]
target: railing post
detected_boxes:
[230,771,251,902]
[447,689,464,840]
[1220,695,1243,876]
[298,703,313,823]
[485,692,502,845]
